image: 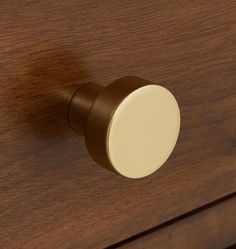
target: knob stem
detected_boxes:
[68,83,104,135]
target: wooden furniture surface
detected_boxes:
[116,194,236,249]
[0,1,236,248]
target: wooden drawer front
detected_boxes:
[118,195,236,249]
[0,1,236,248]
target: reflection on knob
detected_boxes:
[68,76,180,179]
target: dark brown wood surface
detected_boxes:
[117,195,236,249]
[0,1,236,248]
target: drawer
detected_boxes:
[116,194,236,249]
[0,1,236,248]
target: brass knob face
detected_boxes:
[68,76,180,179]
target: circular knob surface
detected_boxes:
[68,76,180,179]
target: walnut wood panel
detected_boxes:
[117,195,236,249]
[0,1,236,248]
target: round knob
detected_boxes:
[68,76,180,179]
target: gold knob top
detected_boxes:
[68,76,180,179]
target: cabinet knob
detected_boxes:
[68,76,180,178]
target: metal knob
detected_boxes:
[68,76,180,179]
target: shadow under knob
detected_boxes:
[68,76,180,179]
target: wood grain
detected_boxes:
[117,195,236,249]
[0,0,236,248]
